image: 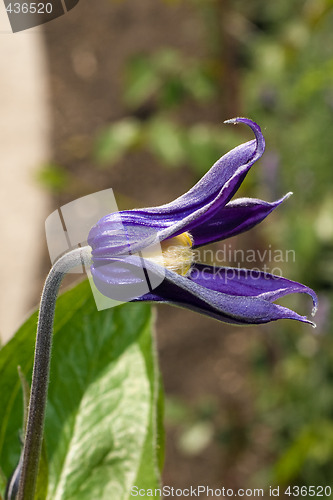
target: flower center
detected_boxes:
[145,232,194,276]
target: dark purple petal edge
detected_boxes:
[188,264,318,315]
[191,192,292,248]
[90,253,317,326]
[126,260,317,326]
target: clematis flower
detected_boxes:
[88,118,317,326]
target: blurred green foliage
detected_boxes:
[36,163,71,193]
[165,395,217,457]
[93,47,238,174]
[123,50,216,108]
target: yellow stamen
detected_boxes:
[145,232,194,276]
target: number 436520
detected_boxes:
[6,3,53,14]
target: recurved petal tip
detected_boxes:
[306,287,318,317]
[312,302,318,317]
[224,117,265,156]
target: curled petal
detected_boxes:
[143,117,265,233]
[191,193,292,248]
[88,118,265,254]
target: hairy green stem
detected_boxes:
[16,246,91,500]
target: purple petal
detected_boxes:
[108,261,317,326]
[88,213,159,258]
[131,263,317,326]
[191,193,292,248]
[90,253,317,325]
[88,118,265,254]
[188,264,318,314]
[90,253,165,302]
[140,118,265,233]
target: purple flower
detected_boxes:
[88,118,317,326]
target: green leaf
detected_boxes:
[0,280,163,499]
[183,66,217,102]
[159,77,187,108]
[17,366,49,499]
[36,441,49,500]
[94,118,141,166]
[184,124,246,177]
[36,164,70,193]
[0,317,37,480]
[147,118,186,168]
[184,124,221,176]
[0,469,6,499]
[124,56,160,108]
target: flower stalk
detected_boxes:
[16,246,91,500]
